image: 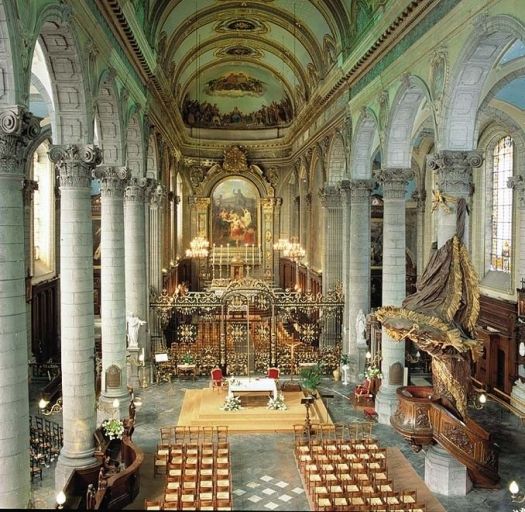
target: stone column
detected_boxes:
[373,168,413,425]
[0,107,40,508]
[94,166,130,419]
[50,144,102,491]
[148,181,165,294]
[426,151,483,248]
[340,181,351,356]
[124,178,149,361]
[412,190,427,278]
[348,179,375,381]
[508,175,525,408]
[320,186,343,346]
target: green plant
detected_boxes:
[340,353,349,366]
[101,418,124,440]
[181,353,194,364]
[299,363,322,394]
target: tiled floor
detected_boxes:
[28,376,525,511]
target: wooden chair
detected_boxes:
[267,367,280,379]
[211,367,226,391]
[144,499,163,510]
[154,444,170,477]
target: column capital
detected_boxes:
[349,179,375,202]
[124,176,148,202]
[49,144,102,188]
[374,168,413,199]
[319,185,340,207]
[260,197,282,210]
[147,182,166,207]
[427,150,483,197]
[339,179,352,204]
[0,106,41,175]
[412,189,427,209]
[508,175,525,209]
[93,166,130,197]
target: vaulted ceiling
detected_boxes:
[151,0,351,128]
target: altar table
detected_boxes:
[228,377,277,400]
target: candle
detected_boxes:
[141,347,145,364]
[245,243,248,263]
[219,245,222,266]
[227,243,230,263]
[258,245,261,263]
[212,244,215,266]
[252,244,255,266]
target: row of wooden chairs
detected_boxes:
[294,421,376,446]
[160,425,229,445]
[29,415,63,481]
[296,439,426,512]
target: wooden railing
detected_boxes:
[391,386,499,488]
[58,420,144,510]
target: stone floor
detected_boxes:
[28,375,525,511]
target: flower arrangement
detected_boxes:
[365,364,383,380]
[221,394,242,411]
[101,418,124,440]
[267,393,288,411]
[340,353,350,366]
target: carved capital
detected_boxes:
[427,150,483,197]
[0,107,41,175]
[124,177,148,202]
[374,168,412,199]
[508,175,525,209]
[93,166,130,197]
[147,182,166,207]
[189,196,210,210]
[339,179,352,204]
[49,144,102,189]
[319,185,340,207]
[261,197,282,210]
[349,179,375,202]
[412,189,427,209]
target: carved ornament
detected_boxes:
[93,166,130,197]
[374,168,413,199]
[49,144,102,189]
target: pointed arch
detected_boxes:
[126,109,144,178]
[326,132,346,184]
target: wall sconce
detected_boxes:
[161,267,168,274]
[509,480,525,503]
[519,341,525,358]
[56,491,66,509]
[39,397,62,416]
[365,351,372,361]
[470,392,487,410]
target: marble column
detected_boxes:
[0,107,40,508]
[124,178,149,361]
[50,144,102,491]
[412,190,426,278]
[508,174,525,407]
[348,179,375,381]
[320,186,343,346]
[94,166,130,419]
[340,180,351,356]
[373,168,413,425]
[426,151,483,248]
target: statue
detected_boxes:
[355,309,367,344]
[126,312,146,349]
[86,483,96,510]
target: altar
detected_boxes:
[228,377,277,400]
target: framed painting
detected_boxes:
[211,177,259,246]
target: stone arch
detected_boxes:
[126,109,144,177]
[146,132,160,180]
[350,108,379,179]
[0,1,19,107]
[95,70,124,165]
[310,155,324,270]
[34,7,91,144]
[384,75,434,168]
[478,68,525,112]
[326,132,346,184]
[441,14,525,151]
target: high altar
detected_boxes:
[187,145,281,289]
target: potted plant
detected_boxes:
[101,418,124,440]
[340,353,350,385]
[299,363,322,397]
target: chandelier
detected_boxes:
[273,238,290,251]
[185,236,209,258]
[283,241,305,261]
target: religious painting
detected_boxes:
[212,177,258,246]
[205,72,264,97]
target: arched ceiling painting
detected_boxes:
[151,0,354,131]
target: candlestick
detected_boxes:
[258,245,261,263]
[219,245,222,267]
[252,244,255,267]
[245,243,248,263]
[212,244,215,266]
[227,243,230,264]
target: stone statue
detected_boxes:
[356,309,366,344]
[86,483,96,510]
[126,312,146,349]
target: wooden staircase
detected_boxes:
[391,386,499,488]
